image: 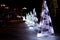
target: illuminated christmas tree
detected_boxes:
[37,0,54,37]
[24,0,54,37]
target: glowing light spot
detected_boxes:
[29,27,34,30]
[17,15,21,18]
[22,7,27,9]
[23,16,26,21]
[37,33,49,37]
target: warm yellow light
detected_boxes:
[14,8,16,10]
[5,7,9,9]
[1,4,5,7]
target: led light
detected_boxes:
[23,16,26,21]
[37,33,45,37]
[37,33,50,37]
[24,0,54,38]
[29,27,34,30]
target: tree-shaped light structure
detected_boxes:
[23,0,54,37]
[25,10,38,27]
[37,0,54,37]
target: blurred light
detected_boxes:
[1,4,5,7]
[24,0,54,38]
[17,15,21,18]
[29,27,34,30]
[37,33,49,37]
[49,27,54,34]
[23,16,26,21]
[37,33,45,37]
[14,8,16,10]
[5,7,9,9]
[25,20,35,27]
[1,5,3,7]
[22,7,27,9]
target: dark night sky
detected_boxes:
[0,0,42,8]
[0,0,43,14]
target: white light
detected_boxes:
[49,27,54,34]
[37,33,45,37]
[22,7,27,9]
[17,15,21,18]
[37,0,54,37]
[25,20,35,26]
[23,16,26,21]
[33,8,36,16]
[29,27,34,30]
[24,0,54,38]
[37,33,49,37]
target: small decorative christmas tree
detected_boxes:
[37,0,54,37]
